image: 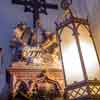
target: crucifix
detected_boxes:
[12,0,58,28]
[11,0,58,60]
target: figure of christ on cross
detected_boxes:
[12,0,58,28]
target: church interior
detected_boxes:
[0,0,100,100]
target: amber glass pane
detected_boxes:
[60,27,84,85]
[78,25,100,80]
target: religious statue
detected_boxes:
[9,18,60,65]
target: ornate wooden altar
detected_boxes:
[8,61,64,90]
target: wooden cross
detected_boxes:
[12,0,58,28]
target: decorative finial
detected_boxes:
[61,0,72,10]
